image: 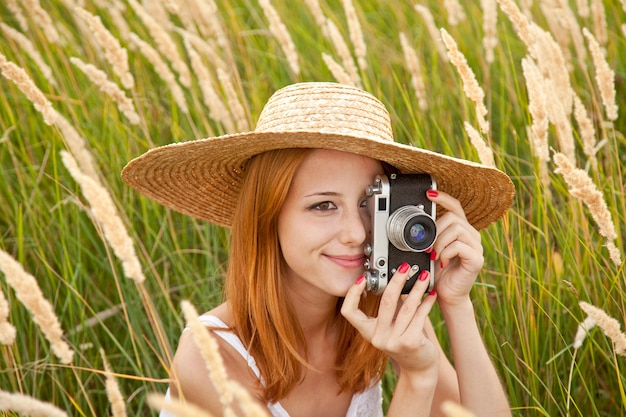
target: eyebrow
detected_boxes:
[303,191,342,198]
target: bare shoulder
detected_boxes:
[168,305,265,415]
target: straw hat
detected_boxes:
[122,82,514,230]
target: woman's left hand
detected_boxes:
[427,190,484,307]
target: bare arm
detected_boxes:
[427,190,511,416]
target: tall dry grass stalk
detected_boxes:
[589,0,608,45]
[229,382,270,417]
[178,29,227,71]
[6,0,28,31]
[0,391,69,417]
[189,0,229,50]
[0,249,75,364]
[443,0,467,26]
[20,0,61,44]
[440,400,477,417]
[582,28,618,122]
[440,29,489,135]
[0,53,56,125]
[531,23,573,116]
[128,32,189,114]
[74,7,134,89]
[413,5,449,62]
[342,0,367,71]
[576,0,590,17]
[303,0,328,37]
[322,53,356,87]
[217,68,249,132]
[258,0,301,77]
[496,0,537,59]
[325,19,361,88]
[399,32,428,111]
[552,152,622,266]
[572,92,598,169]
[101,349,129,417]
[553,0,587,69]
[52,112,101,182]
[127,0,191,88]
[521,56,550,178]
[60,150,147,284]
[185,39,235,127]
[464,122,495,167]
[0,23,56,87]
[579,301,626,356]
[480,0,498,63]
[69,57,140,125]
[181,300,234,416]
[0,286,17,345]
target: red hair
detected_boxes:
[225,149,387,403]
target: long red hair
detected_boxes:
[225,148,387,403]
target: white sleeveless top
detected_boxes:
[160,315,383,417]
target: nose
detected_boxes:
[338,206,368,246]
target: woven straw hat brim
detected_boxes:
[122,130,514,230]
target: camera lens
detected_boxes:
[387,206,437,252]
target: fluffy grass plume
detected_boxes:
[0,391,69,417]
[553,152,622,265]
[579,302,626,357]
[0,250,74,364]
[61,151,146,284]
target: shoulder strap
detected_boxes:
[191,315,264,383]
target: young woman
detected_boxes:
[122,82,515,417]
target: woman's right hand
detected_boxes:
[341,264,440,379]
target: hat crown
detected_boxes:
[254,82,394,143]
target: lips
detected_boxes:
[324,254,366,269]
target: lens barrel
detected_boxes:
[386,205,437,252]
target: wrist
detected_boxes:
[438,295,474,316]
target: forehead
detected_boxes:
[298,148,382,173]
[290,149,383,189]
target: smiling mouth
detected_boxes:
[324,255,366,269]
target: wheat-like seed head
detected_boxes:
[582,27,618,121]
[579,301,626,356]
[440,29,489,135]
[259,0,301,77]
[181,301,234,414]
[480,0,498,64]
[414,5,449,62]
[61,151,146,284]
[342,0,367,71]
[74,7,134,89]
[69,57,140,125]
[101,349,128,417]
[0,249,75,364]
[399,32,427,111]
[0,391,69,417]
[0,53,56,125]
[0,287,16,345]
[325,18,361,88]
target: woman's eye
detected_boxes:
[310,201,337,211]
[359,198,369,208]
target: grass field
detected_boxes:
[0,0,625,415]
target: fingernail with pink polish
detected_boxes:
[355,275,365,285]
[426,190,439,198]
[398,262,410,273]
[418,270,429,281]
[429,250,437,261]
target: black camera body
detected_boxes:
[364,174,437,294]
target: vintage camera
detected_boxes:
[364,174,437,295]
